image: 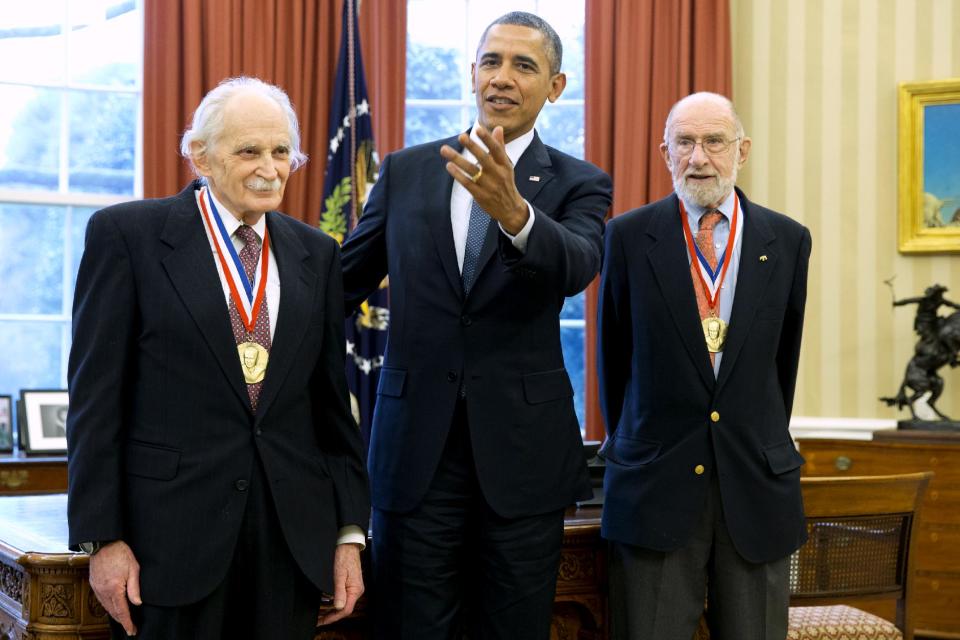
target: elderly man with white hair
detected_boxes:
[66,76,369,639]
[598,92,812,639]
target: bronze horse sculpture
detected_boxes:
[881,284,960,422]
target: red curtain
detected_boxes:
[583,0,732,441]
[143,0,406,225]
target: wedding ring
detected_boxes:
[470,163,483,183]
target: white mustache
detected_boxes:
[246,177,282,192]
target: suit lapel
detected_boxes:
[646,196,716,390]
[160,183,250,408]
[424,137,464,300]
[254,212,313,420]
[715,193,777,392]
[470,133,554,291]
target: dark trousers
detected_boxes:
[371,402,565,640]
[609,473,790,640]
[110,458,320,640]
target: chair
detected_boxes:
[693,471,931,640]
[786,472,931,640]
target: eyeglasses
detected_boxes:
[669,136,740,157]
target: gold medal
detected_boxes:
[238,341,269,384]
[702,316,728,353]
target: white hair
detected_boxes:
[662,92,745,143]
[180,76,308,173]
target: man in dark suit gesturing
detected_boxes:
[341,12,612,639]
[598,92,811,639]
[66,77,369,639]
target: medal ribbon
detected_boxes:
[197,186,270,334]
[678,196,739,313]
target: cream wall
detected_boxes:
[730,0,960,425]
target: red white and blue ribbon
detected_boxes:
[678,195,739,307]
[197,186,269,334]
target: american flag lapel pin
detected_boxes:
[529,175,541,182]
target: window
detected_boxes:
[0,1,143,402]
[405,0,588,429]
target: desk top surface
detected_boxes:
[0,493,70,555]
[0,494,601,558]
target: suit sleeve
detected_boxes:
[776,226,812,419]
[597,218,631,439]
[312,241,371,531]
[340,154,391,315]
[499,167,612,296]
[66,210,136,548]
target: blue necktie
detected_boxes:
[461,199,488,294]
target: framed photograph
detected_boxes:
[898,78,960,253]
[20,390,68,454]
[0,395,12,453]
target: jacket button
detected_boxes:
[447,371,458,382]
[235,479,249,491]
[460,315,472,326]
[694,465,705,475]
[255,428,263,436]
[710,411,720,423]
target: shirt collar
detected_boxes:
[205,187,267,242]
[467,120,536,166]
[679,188,738,224]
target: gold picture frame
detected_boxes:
[898,78,960,253]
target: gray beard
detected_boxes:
[674,172,737,208]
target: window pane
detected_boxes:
[561,326,586,429]
[0,204,66,314]
[0,85,62,191]
[0,1,67,85]
[561,290,585,320]
[537,103,584,159]
[406,44,464,101]
[405,105,466,147]
[68,90,137,194]
[69,3,141,87]
[0,321,66,397]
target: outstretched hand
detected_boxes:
[440,125,529,235]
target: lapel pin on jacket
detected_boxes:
[759,255,768,262]
[529,175,541,182]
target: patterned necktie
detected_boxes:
[691,211,724,367]
[229,225,271,410]
[461,199,489,295]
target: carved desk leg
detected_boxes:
[553,529,607,640]
[15,553,109,639]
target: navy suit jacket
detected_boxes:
[66,181,369,606]
[341,132,612,518]
[598,188,811,563]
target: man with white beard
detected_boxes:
[597,92,812,640]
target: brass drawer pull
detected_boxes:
[0,470,29,489]
[834,456,852,472]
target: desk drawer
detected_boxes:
[799,442,960,485]
[914,572,960,634]
[917,524,960,573]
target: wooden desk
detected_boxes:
[798,430,960,639]
[0,495,605,639]
[0,454,67,495]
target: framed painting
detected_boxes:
[0,396,12,453]
[19,389,68,454]
[898,78,960,253]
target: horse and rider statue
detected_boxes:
[881,284,960,427]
